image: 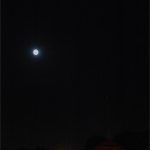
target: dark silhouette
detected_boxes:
[17,147,48,150]
[83,131,149,150]
[114,131,149,150]
[18,148,29,150]
[34,147,48,150]
[83,136,107,150]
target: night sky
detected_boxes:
[2,0,148,149]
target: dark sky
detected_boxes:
[2,0,148,149]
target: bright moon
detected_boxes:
[33,49,39,56]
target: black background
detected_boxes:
[2,0,148,149]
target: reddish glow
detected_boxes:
[95,146,123,150]
[95,140,123,150]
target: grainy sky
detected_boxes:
[2,0,148,149]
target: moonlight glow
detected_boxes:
[33,49,39,56]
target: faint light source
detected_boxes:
[33,49,39,56]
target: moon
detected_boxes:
[33,49,39,56]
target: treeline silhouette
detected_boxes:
[2,131,149,150]
[2,147,49,150]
